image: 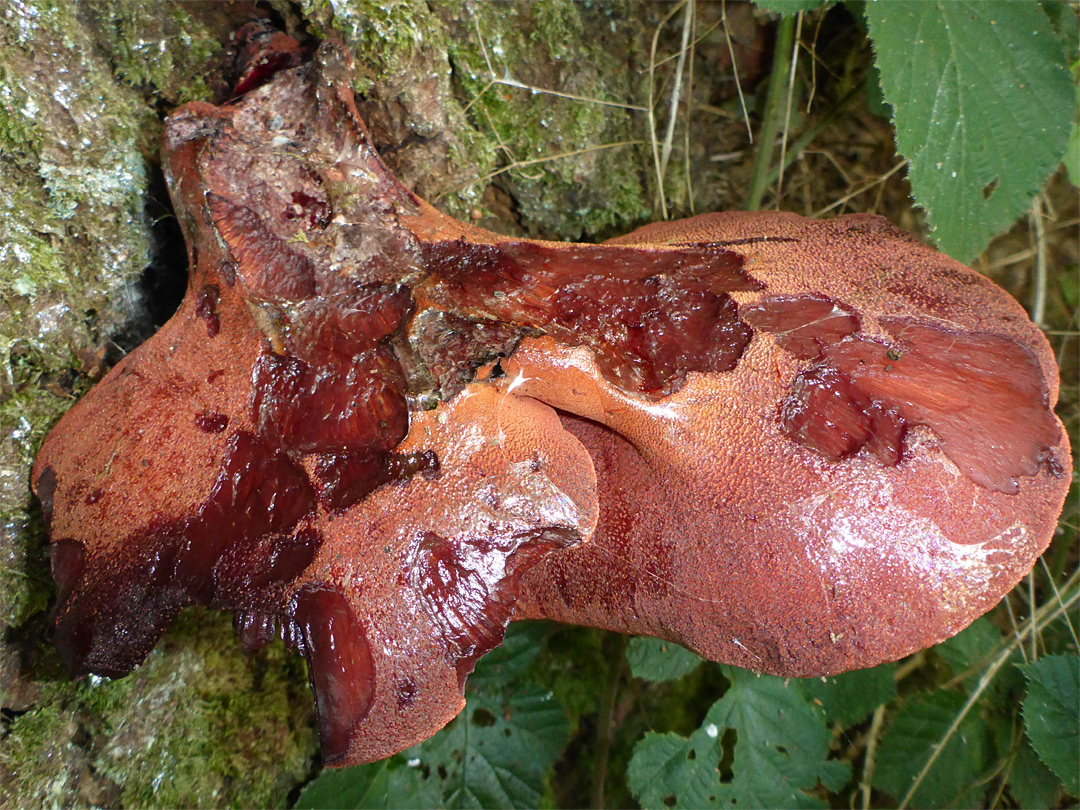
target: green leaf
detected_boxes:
[1065,121,1079,188]
[934,617,1003,678]
[294,757,442,810]
[751,0,832,14]
[626,636,703,682]
[295,622,569,809]
[866,1,1074,262]
[797,663,895,727]
[1018,654,1080,795]
[1007,736,1064,809]
[466,621,549,690]
[627,666,850,808]
[872,689,993,808]
[421,686,570,808]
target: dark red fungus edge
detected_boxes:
[290,584,376,764]
[421,239,759,397]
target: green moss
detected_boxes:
[0,383,70,627]
[2,610,317,808]
[85,1,223,106]
[93,610,316,808]
[0,0,159,627]
[0,6,319,806]
[0,701,80,807]
[303,0,651,238]
[0,0,153,375]
[299,0,496,217]
[441,1,651,239]
[301,0,438,99]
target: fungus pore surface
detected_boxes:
[32,30,1071,765]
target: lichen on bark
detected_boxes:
[300,0,652,237]
[0,3,315,807]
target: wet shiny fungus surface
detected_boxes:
[30,29,1071,766]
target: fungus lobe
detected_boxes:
[31,29,1070,765]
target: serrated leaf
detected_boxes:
[295,622,568,809]
[423,687,570,808]
[797,663,895,727]
[1018,654,1080,795]
[872,689,993,808]
[866,2,1074,262]
[1007,736,1064,809]
[628,666,850,808]
[626,636,703,682]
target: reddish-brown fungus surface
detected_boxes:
[31,34,1071,766]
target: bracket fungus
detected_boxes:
[32,30,1070,766]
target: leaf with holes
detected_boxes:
[419,686,570,808]
[1018,654,1080,795]
[866,1,1074,262]
[626,636,703,682]
[872,688,994,808]
[627,666,850,808]
[295,623,569,809]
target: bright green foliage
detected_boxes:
[626,636,703,682]
[627,666,850,808]
[296,623,570,809]
[797,663,895,727]
[866,1,1074,262]
[1019,654,1080,794]
[872,688,994,808]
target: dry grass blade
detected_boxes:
[774,12,803,207]
[860,704,888,810]
[1029,194,1048,328]
[811,160,908,218]
[897,576,1080,809]
[722,0,753,141]
[647,1,687,220]
[659,0,695,181]
[436,141,648,202]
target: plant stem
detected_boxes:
[746,14,796,211]
[761,83,861,190]
[591,634,628,809]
